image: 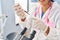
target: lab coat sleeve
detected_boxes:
[47,11,60,40]
[55,11,60,29]
[47,27,60,40]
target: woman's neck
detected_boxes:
[42,2,52,13]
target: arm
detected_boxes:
[46,11,60,39]
[55,14,60,29]
[44,14,60,36]
[13,4,50,36]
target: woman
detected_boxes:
[13,0,60,40]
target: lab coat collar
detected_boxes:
[40,6,52,21]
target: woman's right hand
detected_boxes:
[13,3,26,21]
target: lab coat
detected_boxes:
[19,2,60,40]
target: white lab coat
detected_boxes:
[18,2,60,40]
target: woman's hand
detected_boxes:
[13,3,26,21]
[33,19,50,35]
[32,19,47,31]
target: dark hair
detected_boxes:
[51,0,54,2]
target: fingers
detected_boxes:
[14,3,20,7]
[14,6,21,11]
[13,3,24,13]
[32,19,47,31]
[13,3,21,8]
[14,4,21,12]
[13,3,25,16]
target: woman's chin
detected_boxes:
[41,4,46,6]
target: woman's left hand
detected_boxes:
[13,3,26,21]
